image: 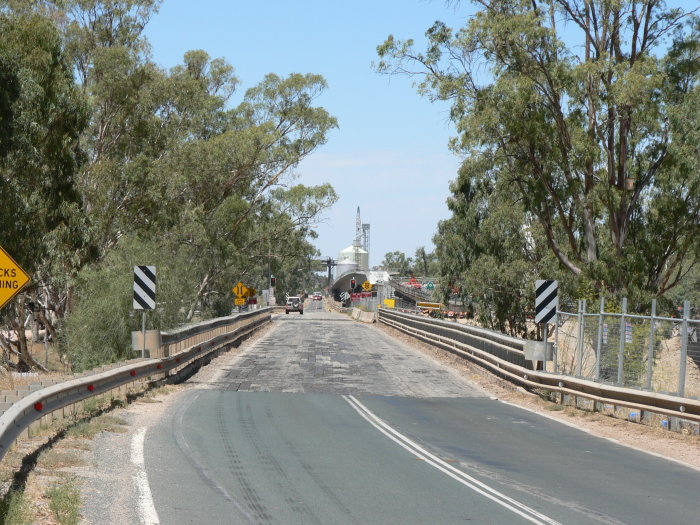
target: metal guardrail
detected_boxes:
[378,309,700,425]
[0,308,274,462]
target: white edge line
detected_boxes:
[131,427,160,525]
[344,395,561,525]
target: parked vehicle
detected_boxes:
[285,296,303,314]
[312,292,322,300]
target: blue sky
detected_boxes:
[145,0,476,267]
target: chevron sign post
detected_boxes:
[534,279,558,370]
[134,266,156,310]
[134,266,156,357]
[535,279,557,324]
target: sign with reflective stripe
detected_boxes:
[133,266,156,310]
[535,279,557,324]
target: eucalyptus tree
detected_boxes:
[378,0,700,302]
[0,9,87,369]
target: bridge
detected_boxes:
[1,304,699,523]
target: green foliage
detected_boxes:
[0,1,339,370]
[379,251,413,275]
[0,10,88,271]
[0,489,30,525]
[63,236,198,370]
[378,1,700,313]
[46,477,81,525]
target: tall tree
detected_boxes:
[0,10,87,368]
[378,1,700,300]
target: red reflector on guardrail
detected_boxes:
[87,384,94,392]
[175,357,181,363]
[156,364,163,369]
[34,402,43,412]
[130,370,137,377]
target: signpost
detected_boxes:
[534,279,558,370]
[232,281,253,310]
[232,281,249,298]
[0,246,30,310]
[362,280,372,291]
[133,266,156,357]
[426,281,434,290]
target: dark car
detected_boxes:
[285,296,303,314]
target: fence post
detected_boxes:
[595,297,605,381]
[679,300,690,397]
[617,297,627,386]
[554,303,559,374]
[576,300,586,377]
[646,299,656,391]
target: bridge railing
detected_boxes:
[378,308,700,431]
[0,308,275,463]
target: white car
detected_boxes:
[285,296,303,314]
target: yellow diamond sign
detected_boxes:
[362,280,372,291]
[232,281,248,298]
[0,246,30,309]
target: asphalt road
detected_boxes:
[139,304,700,524]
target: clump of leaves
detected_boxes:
[46,478,80,525]
[0,489,31,525]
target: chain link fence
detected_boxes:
[555,299,700,399]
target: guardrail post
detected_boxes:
[617,297,627,386]
[595,297,605,382]
[646,299,656,391]
[679,300,690,397]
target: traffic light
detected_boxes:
[350,277,356,289]
[270,275,276,287]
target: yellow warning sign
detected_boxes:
[0,246,30,309]
[383,298,395,308]
[362,280,372,291]
[232,281,249,298]
[234,297,246,306]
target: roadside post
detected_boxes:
[535,280,558,371]
[133,266,156,358]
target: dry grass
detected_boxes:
[65,415,128,440]
[36,450,85,471]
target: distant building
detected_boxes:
[338,245,368,270]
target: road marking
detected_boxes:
[131,427,160,525]
[344,395,562,525]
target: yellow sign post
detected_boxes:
[232,282,249,298]
[0,246,30,309]
[362,280,372,291]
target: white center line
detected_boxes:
[344,395,562,525]
[131,427,160,525]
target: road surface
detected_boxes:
[86,304,700,524]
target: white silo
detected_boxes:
[338,245,368,270]
[335,258,359,277]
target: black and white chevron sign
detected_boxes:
[535,279,557,324]
[133,266,156,310]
